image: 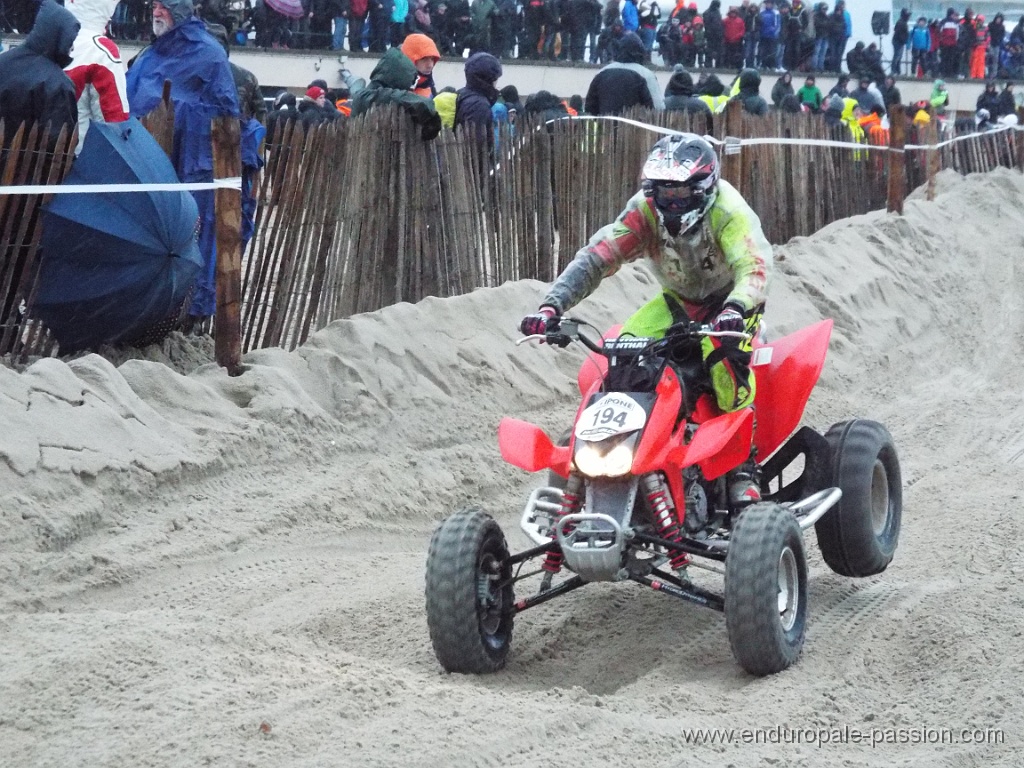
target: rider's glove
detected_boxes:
[520,306,559,336]
[712,303,747,335]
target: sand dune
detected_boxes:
[1,169,1022,767]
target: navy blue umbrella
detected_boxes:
[35,118,202,353]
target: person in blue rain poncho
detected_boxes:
[126,0,239,323]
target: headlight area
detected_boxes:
[573,433,640,478]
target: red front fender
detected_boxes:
[498,417,572,477]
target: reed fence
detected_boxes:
[2,104,1022,362]
[0,120,78,360]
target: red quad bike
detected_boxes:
[425,317,903,676]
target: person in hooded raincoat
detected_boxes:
[64,0,129,152]
[848,74,883,114]
[0,0,79,147]
[350,47,442,140]
[770,70,794,107]
[663,66,711,116]
[822,94,865,153]
[695,72,728,113]
[434,87,458,129]
[0,0,79,324]
[522,89,571,124]
[126,0,239,322]
[929,78,949,115]
[455,51,502,142]
[729,67,768,116]
[584,31,664,115]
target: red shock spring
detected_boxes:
[643,474,690,571]
[543,475,583,574]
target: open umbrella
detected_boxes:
[34,118,202,353]
[264,0,306,19]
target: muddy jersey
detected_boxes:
[542,179,772,315]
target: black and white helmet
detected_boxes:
[641,133,720,234]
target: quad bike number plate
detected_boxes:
[575,394,647,441]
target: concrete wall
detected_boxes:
[0,34,998,112]
[162,47,994,112]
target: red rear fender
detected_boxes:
[498,418,572,477]
[753,319,833,459]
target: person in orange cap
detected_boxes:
[400,32,442,98]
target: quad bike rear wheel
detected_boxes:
[815,419,902,577]
[425,507,514,673]
[725,502,808,676]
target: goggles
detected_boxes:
[650,182,702,215]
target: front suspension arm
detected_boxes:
[629,530,728,562]
[630,572,725,612]
[512,575,585,614]
[507,540,558,566]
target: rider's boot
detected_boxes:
[727,451,762,507]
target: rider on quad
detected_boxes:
[520,132,773,510]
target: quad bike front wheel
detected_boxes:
[425,507,514,673]
[725,502,808,676]
[815,419,902,577]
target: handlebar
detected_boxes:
[516,317,750,355]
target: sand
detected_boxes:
[1,169,1022,767]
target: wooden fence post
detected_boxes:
[721,99,744,193]
[1017,108,1024,172]
[887,104,906,214]
[926,110,940,202]
[140,81,175,160]
[212,116,243,375]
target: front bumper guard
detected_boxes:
[554,512,626,583]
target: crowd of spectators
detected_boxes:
[264,28,1021,162]
[892,7,1024,81]
[5,0,1022,158]
[5,0,1021,158]
[7,0,1024,81]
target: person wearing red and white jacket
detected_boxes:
[64,0,129,152]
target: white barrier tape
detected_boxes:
[728,135,892,151]
[551,114,1023,155]
[551,114,684,138]
[905,123,1017,150]
[0,177,243,196]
